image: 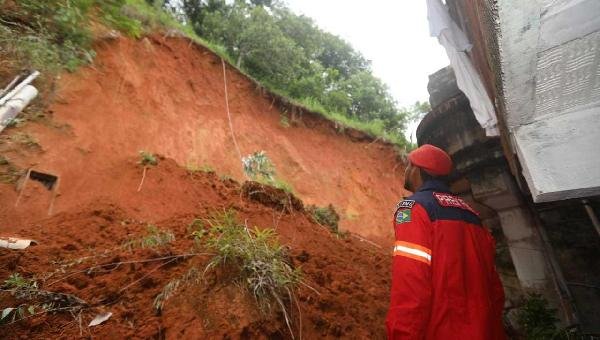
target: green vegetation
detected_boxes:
[157,0,424,145]
[1,274,38,324]
[186,163,215,174]
[170,211,302,335]
[138,150,158,166]
[1,272,86,324]
[0,155,24,184]
[271,178,294,194]
[154,266,200,312]
[517,293,559,339]
[3,273,36,291]
[199,210,301,335]
[0,1,427,145]
[516,293,581,340]
[199,164,214,173]
[242,151,294,193]
[9,132,39,148]
[123,224,175,250]
[0,0,141,81]
[279,114,291,128]
[307,204,340,232]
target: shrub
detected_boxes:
[515,293,580,340]
[242,151,275,183]
[242,151,294,193]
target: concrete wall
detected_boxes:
[497,0,600,202]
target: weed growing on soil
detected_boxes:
[243,151,275,182]
[272,178,295,194]
[0,155,24,184]
[185,163,214,174]
[307,204,340,232]
[138,150,158,166]
[123,225,175,251]
[291,96,407,147]
[243,151,295,194]
[4,117,25,129]
[0,1,140,81]
[1,273,87,324]
[153,266,200,312]
[10,132,40,148]
[200,210,302,337]
[280,114,290,128]
[220,174,234,182]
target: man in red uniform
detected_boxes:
[386,144,506,339]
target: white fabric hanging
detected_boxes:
[426,0,499,136]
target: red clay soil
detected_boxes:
[0,159,391,339]
[0,34,407,244]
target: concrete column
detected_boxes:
[470,171,552,291]
[496,206,548,289]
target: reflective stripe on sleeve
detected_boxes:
[393,241,431,265]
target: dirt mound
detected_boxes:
[0,159,390,339]
[241,181,304,213]
[0,34,407,245]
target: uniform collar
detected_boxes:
[417,179,451,193]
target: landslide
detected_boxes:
[0,158,391,339]
[0,33,407,244]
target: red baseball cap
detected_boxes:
[408,144,452,176]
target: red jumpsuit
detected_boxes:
[386,180,506,339]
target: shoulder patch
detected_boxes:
[395,209,412,224]
[433,192,479,216]
[396,199,415,210]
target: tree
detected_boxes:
[177,0,410,143]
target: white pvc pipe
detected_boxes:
[0,70,40,106]
[0,85,39,133]
[0,75,20,98]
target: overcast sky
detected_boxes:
[285,0,449,108]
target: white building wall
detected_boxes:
[497,0,600,202]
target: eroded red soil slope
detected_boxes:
[0,34,407,243]
[0,159,391,339]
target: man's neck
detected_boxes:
[417,179,451,193]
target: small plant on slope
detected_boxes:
[0,155,24,184]
[138,150,158,166]
[242,151,275,183]
[1,273,86,324]
[201,210,302,338]
[307,204,340,232]
[122,224,175,251]
[137,150,158,191]
[242,151,295,193]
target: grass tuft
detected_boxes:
[9,132,40,148]
[138,150,158,166]
[199,210,302,337]
[122,224,174,251]
[0,155,24,184]
[242,151,294,194]
[307,204,340,233]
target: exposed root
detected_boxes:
[137,166,147,192]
